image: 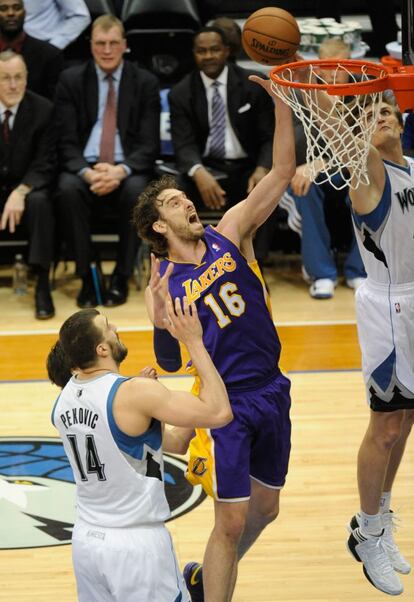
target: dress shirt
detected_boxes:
[23,0,91,49]
[82,63,131,175]
[0,31,26,53]
[200,66,247,161]
[0,101,19,130]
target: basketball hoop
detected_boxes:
[269,59,414,189]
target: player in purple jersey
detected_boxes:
[133,76,295,602]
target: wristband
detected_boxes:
[154,327,182,372]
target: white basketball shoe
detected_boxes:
[347,515,403,596]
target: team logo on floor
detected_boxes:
[0,437,206,549]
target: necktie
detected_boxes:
[209,81,226,159]
[2,109,12,144]
[99,75,117,164]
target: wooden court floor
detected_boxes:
[0,260,413,601]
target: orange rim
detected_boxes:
[270,59,390,96]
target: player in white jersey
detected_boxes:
[51,303,232,602]
[307,87,414,595]
[346,95,414,597]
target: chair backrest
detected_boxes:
[125,30,195,85]
[84,0,115,19]
[121,0,201,31]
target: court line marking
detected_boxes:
[0,320,357,337]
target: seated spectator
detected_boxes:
[168,27,274,207]
[55,15,160,309]
[279,38,366,299]
[0,50,55,319]
[168,27,275,265]
[210,16,242,62]
[23,0,90,50]
[402,111,414,156]
[0,0,63,99]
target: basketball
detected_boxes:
[242,7,300,66]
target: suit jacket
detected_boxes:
[168,63,275,174]
[21,34,63,100]
[0,90,55,193]
[54,60,160,175]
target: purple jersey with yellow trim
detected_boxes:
[159,226,281,387]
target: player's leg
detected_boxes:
[238,480,280,560]
[202,499,249,602]
[383,409,414,491]
[347,409,405,595]
[380,409,414,574]
[184,390,257,602]
[110,525,190,602]
[357,409,405,515]
[71,524,113,602]
[238,373,291,559]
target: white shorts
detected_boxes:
[355,279,414,411]
[72,520,190,602]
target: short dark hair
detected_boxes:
[46,341,72,388]
[211,17,241,58]
[193,26,229,47]
[132,174,178,256]
[59,309,102,370]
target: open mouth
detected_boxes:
[188,213,198,224]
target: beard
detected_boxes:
[109,337,128,365]
[173,221,204,241]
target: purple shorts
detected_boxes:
[186,372,292,501]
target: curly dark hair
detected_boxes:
[46,340,73,388]
[132,174,178,257]
[59,309,102,370]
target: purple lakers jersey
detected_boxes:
[159,227,281,387]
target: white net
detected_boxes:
[270,63,387,190]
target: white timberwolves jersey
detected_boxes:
[352,157,414,284]
[52,372,171,527]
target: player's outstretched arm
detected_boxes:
[292,73,386,214]
[114,297,232,433]
[145,254,182,372]
[217,77,296,245]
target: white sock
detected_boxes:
[358,510,383,537]
[380,491,392,514]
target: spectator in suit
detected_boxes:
[0,50,55,319]
[23,0,90,50]
[279,38,366,299]
[168,27,274,213]
[55,15,160,309]
[0,0,63,99]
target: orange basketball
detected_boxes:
[242,7,300,66]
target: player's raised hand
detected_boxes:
[149,253,174,328]
[249,74,273,96]
[139,366,158,380]
[163,296,203,344]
